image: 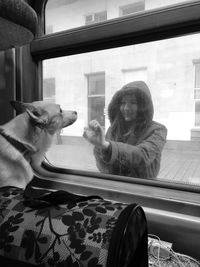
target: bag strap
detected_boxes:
[23,184,102,209]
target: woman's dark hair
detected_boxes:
[108,86,153,141]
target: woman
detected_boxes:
[83,81,167,179]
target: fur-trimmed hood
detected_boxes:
[108,81,154,130]
[94,81,167,179]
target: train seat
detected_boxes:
[0,0,38,51]
[0,186,148,267]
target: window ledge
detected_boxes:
[32,170,200,217]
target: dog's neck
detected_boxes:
[0,131,31,160]
[0,113,44,153]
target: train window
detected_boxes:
[45,0,195,34]
[26,0,199,190]
[43,32,200,187]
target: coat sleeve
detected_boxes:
[93,123,167,176]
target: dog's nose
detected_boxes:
[74,111,77,115]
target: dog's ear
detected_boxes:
[10,101,49,127]
[25,107,49,128]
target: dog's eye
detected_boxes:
[33,110,40,116]
[60,108,62,113]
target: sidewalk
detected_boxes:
[46,141,200,185]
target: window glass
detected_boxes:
[43,33,200,186]
[45,0,195,34]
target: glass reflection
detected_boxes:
[43,33,200,186]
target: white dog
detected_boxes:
[0,100,77,189]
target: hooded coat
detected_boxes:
[93,81,167,179]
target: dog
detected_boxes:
[0,100,77,189]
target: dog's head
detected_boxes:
[10,100,77,134]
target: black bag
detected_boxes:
[0,186,148,267]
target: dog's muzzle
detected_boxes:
[62,110,77,128]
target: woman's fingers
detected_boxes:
[89,120,102,133]
[83,120,104,147]
[83,127,96,142]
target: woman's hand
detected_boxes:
[83,120,110,150]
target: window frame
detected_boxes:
[31,1,200,59]
[26,0,200,195]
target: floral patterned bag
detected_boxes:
[0,186,148,267]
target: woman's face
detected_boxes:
[120,94,138,122]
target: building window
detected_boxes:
[87,73,105,128]
[46,25,53,35]
[193,60,200,126]
[85,11,107,25]
[195,101,200,126]
[119,1,145,16]
[43,78,56,103]
[194,62,200,88]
